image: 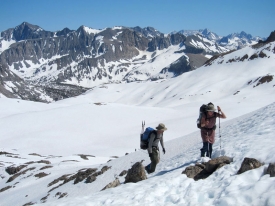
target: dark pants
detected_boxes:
[146,148,160,173]
[200,142,213,158]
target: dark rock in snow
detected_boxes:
[125,162,147,183]
[6,165,27,175]
[237,157,263,174]
[204,156,233,173]
[7,167,36,183]
[101,178,120,191]
[119,170,128,176]
[34,172,49,178]
[183,156,233,181]
[0,185,12,193]
[74,168,97,184]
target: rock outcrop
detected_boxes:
[182,156,233,181]
[237,157,263,174]
[125,162,147,183]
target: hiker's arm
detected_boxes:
[160,134,164,149]
[201,116,206,128]
[217,106,226,119]
[147,133,155,154]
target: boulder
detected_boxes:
[237,157,262,174]
[124,162,147,183]
[266,163,275,177]
[182,163,204,178]
[205,156,233,173]
[183,156,233,181]
[6,165,27,175]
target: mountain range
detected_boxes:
[0,35,274,205]
[0,22,270,102]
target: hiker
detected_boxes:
[145,123,167,174]
[200,103,226,158]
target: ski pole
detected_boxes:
[219,110,221,153]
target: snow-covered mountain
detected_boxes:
[177,28,263,50]
[0,38,274,206]
[0,23,266,103]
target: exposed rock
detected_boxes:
[28,153,43,157]
[119,170,128,176]
[7,167,36,183]
[101,178,120,191]
[183,156,233,181]
[24,160,51,165]
[204,156,233,173]
[85,175,97,183]
[249,53,259,60]
[74,168,97,184]
[255,75,273,87]
[240,54,248,61]
[266,163,275,177]
[0,185,12,193]
[77,154,95,160]
[55,192,68,199]
[6,165,27,175]
[40,194,50,203]
[182,163,205,179]
[34,172,49,178]
[125,162,147,183]
[37,160,51,164]
[40,165,53,170]
[48,174,72,187]
[23,202,36,206]
[101,166,111,173]
[237,157,263,174]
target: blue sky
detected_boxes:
[1,0,274,38]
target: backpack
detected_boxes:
[196,102,216,129]
[140,127,156,150]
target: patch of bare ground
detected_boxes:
[0,185,12,193]
[255,75,273,87]
[77,154,95,160]
[34,172,50,179]
[40,165,53,170]
[7,167,36,183]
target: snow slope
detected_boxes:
[0,42,274,206]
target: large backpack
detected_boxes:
[140,127,157,150]
[196,102,216,129]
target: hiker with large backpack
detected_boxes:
[198,103,226,158]
[140,123,167,174]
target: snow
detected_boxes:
[83,26,103,35]
[0,43,275,205]
[0,39,16,53]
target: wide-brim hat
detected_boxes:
[207,104,216,111]
[156,123,167,131]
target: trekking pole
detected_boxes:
[219,110,222,155]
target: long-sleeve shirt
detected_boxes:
[147,132,164,153]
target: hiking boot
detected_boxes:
[145,165,150,174]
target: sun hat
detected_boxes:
[156,123,167,131]
[207,104,216,111]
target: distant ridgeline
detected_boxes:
[0,22,269,102]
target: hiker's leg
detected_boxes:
[201,142,208,157]
[149,149,159,172]
[206,142,210,157]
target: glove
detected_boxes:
[163,148,166,154]
[149,153,153,157]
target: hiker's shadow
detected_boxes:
[154,160,197,177]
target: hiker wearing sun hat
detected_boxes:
[200,103,226,158]
[145,123,167,174]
